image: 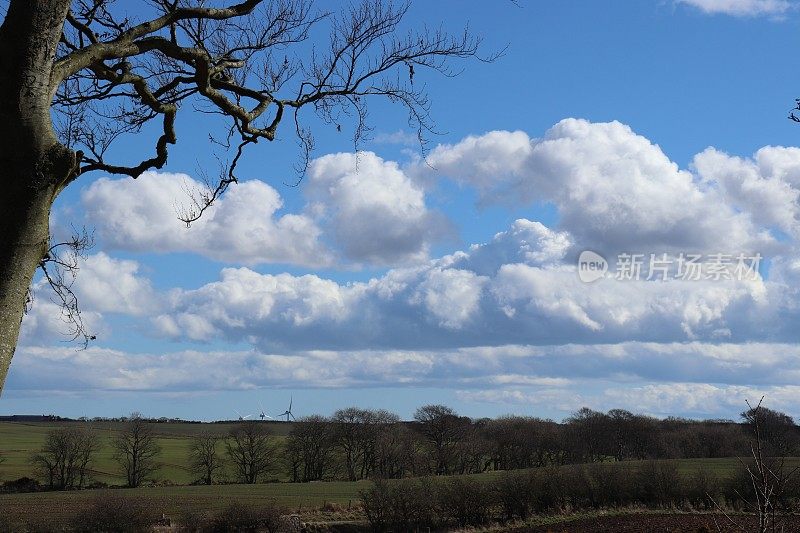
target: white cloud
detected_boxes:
[75,252,159,315]
[82,172,331,267]
[677,0,793,17]
[149,217,771,350]
[14,341,800,420]
[411,268,488,329]
[19,252,155,346]
[693,146,800,238]
[154,267,354,343]
[83,156,448,267]
[421,119,772,257]
[306,152,448,265]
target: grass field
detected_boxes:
[1,456,795,528]
[0,420,292,485]
[3,419,796,487]
[3,420,800,528]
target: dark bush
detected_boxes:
[437,476,495,527]
[567,464,632,509]
[388,478,437,531]
[207,501,285,533]
[175,506,207,532]
[494,470,537,520]
[360,478,437,532]
[685,468,722,509]
[360,479,392,532]
[531,466,567,513]
[634,461,684,507]
[1,477,40,493]
[70,495,158,533]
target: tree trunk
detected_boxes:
[0,182,57,390]
[0,0,73,393]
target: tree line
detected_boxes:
[10,403,799,490]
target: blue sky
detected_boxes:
[5,0,800,421]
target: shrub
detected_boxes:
[1,477,40,493]
[494,470,537,520]
[175,506,207,532]
[437,476,495,527]
[360,478,438,532]
[634,461,684,507]
[566,464,631,509]
[685,468,722,510]
[360,479,392,532]
[531,466,567,513]
[388,478,437,530]
[587,464,633,508]
[207,501,285,533]
[70,495,158,533]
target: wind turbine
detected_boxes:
[278,396,295,422]
[234,409,253,421]
[258,402,273,421]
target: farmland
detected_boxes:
[3,419,800,530]
[0,419,779,487]
[0,420,292,485]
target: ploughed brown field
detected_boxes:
[518,513,800,532]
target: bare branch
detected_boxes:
[35,228,96,348]
[49,0,488,223]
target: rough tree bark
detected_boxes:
[0,0,75,391]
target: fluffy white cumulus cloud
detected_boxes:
[150,217,773,351]
[422,119,771,256]
[82,172,331,266]
[154,267,354,343]
[693,146,800,238]
[411,268,488,329]
[677,0,793,17]
[75,252,160,315]
[306,151,448,265]
[28,119,800,419]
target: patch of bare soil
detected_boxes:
[517,513,800,533]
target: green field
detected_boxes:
[3,420,799,528]
[3,419,793,487]
[0,420,292,485]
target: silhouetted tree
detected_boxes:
[31,426,99,489]
[741,405,799,457]
[286,415,336,482]
[226,420,274,484]
[373,421,422,479]
[113,413,161,488]
[413,404,470,475]
[565,408,608,463]
[332,407,398,480]
[188,431,224,485]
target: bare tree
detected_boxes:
[188,431,224,485]
[286,415,336,482]
[30,425,99,489]
[331,407,397,481]
[113,412,162,488]
[413,404,469,475]
[0,0,489,393]
[225,420,274,484]
[709,398,799,533]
